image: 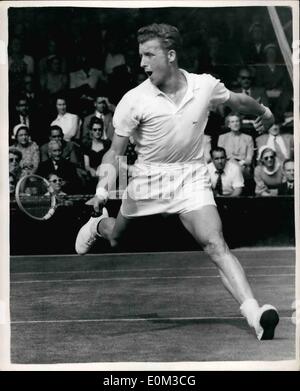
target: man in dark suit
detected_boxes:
[278,159,294,195]
[9,95,45,145]
[233,67,269,106]
[36,139,82,194]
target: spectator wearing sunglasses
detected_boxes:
[46,173,67,196]
[254,146,283,196]
[233,67,269,106]
[82,117,111,178]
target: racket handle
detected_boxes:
[91,208,104,217]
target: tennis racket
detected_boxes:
[15,174,123,221]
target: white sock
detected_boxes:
[240,298,260,328]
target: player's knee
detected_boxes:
[203,234,227,259]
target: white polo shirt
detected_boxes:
[207,160,244,195]
[113,70,230,163]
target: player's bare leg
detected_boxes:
[98,211,132,248]
[179,205,279,339]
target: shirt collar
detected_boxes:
[149,69,194,97]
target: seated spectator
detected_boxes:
[207,147,244,197]
[38,38,67,81]
[36,140,82,194]
[40,125,83,166]
[9,147,23,182]
[82,95,114,144]
[51,96,81,142]
[8,36,34,91]
[46,173,67,196]
[12,124,40,176]
[40,55,69,98]
[256,121,294,164]
[256,44,292,119]
[9,96,42,144]
[278,159,294,196]
[242,23,266,65]
[218,113,254,175]
[83,117,111,178]
[233,67,269,106]
[70,54,105,94]
[9,173,17,197]
[254,146,283,196]
[104,39,126,77]
[20,74,43,114]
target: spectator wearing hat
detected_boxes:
[254,146,283,196]
[9,146,23,182]
[256,121,294,165]
[278,159,294,196]
[82,95,115,144]
[12,124,40,177]
[50,96,81,142]
[207,147,244,197]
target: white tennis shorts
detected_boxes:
[120,159,216,218]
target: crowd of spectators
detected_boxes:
[8,7,294,199]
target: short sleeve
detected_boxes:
[113,91,140,137]
[208,75,230,110]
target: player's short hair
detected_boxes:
[225,112,242,128]
[137,23,182,52]
[210,146,227,158]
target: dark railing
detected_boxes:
[10,196,295,255]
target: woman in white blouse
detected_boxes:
[51,96,81,142]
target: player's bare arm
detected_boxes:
[226,91,275,133]
[88,134,129,213]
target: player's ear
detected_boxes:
[167,49,176,63]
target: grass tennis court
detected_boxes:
[10,248,295,363]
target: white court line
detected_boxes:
[11,265,295,275]
[10,316,292,325]
[10,247,295,259]
[10,274,295,284]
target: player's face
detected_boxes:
[284,161,294,182]
[212,151,226,171]
[56,99,67,115]
[227,116,241,132]
[139,39,170,87]
[16,128,30,146]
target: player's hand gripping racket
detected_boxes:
[15,174,72,221]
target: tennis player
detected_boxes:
[76,24,279,340]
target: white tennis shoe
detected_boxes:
[75,208,109,255]
[255,304,279,340]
